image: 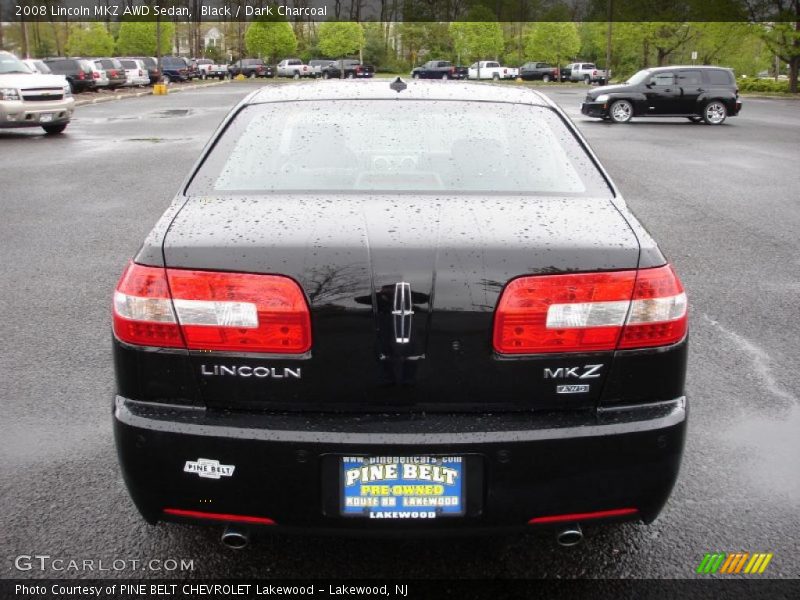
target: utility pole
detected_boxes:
[21,20,29,58]
[605,0,613,81]
[156,17,162,74]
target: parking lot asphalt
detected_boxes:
[1,81,798,580]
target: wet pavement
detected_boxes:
[1,82,798,579]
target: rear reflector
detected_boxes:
[493,265,686,354]
[528,507,638,524]
[113,262,312,353]
[163,508,275,525]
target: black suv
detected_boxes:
[43,58,96,93]
[160,56,191,83]
[581,66,741,125]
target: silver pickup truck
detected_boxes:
[276,58,314,79]
[564,62,608,84]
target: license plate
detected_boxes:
[39,113,54,123]
[341,456,464,519]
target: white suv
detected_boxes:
[0,51,75,135]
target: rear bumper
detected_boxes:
[114,396,686,534]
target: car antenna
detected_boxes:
[390,77,407,93]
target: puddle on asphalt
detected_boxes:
[725,404,800,503]
[125,137,192,143]
[106,108,193,122]
[153,108,192,118]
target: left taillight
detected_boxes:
[113,262,311,353]
[493,265,687,354]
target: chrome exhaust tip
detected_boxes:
[221,526,249,550]
[556,524,583,547]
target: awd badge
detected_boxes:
[184,458,235,479]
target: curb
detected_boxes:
[73,79,231,107]
[739,93,800,100]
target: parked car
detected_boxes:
[229,59,274,79]
[84,60,110,89]
[277,58,314,78]
[1,51,74,134]
[581,65,741,125]
[193,58,228,80]
[309,59,335,77]
[43,58,96,93]
[564,62,608,84]
[112,80,688,543]
[205,61,229,80]
[185,58,202,80]
[467,61,518,80]
[320,59,375,79]
[194,58,214,79]
[411,60,468,80]
[94,58,128,89]
[160,56,191,83]
[519,62,558,82]
[22,59,53,75]
[124,56,161,84]
[117,58,150,87]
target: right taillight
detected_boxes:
[493,265,686,354]
[617,265,687,349]
[113,262,311,354]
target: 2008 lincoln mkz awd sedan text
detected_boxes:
[112,80,688,545]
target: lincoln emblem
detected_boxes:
[391,282,414,344]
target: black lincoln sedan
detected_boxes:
[113,81,688,548]
[581,65,741,124]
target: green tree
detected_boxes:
[116,21,174,56]
[688,22,751,65]
[524,22,580,67]
[749,17,800,92]
[66,23,115,57]
[244,15,297,62]
[449,6,504,73]
[317,22,365,59]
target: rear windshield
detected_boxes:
[188,100,611,196]
[120,60,137,69]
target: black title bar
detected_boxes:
[2,0,798,23]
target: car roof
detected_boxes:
[648,65,732,71]
[247,80,552,107]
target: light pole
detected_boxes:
[605,0,613,82]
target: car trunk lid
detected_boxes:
[162,194,641,412]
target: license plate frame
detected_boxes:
[39,113,54,123]
[339,455,466,519]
